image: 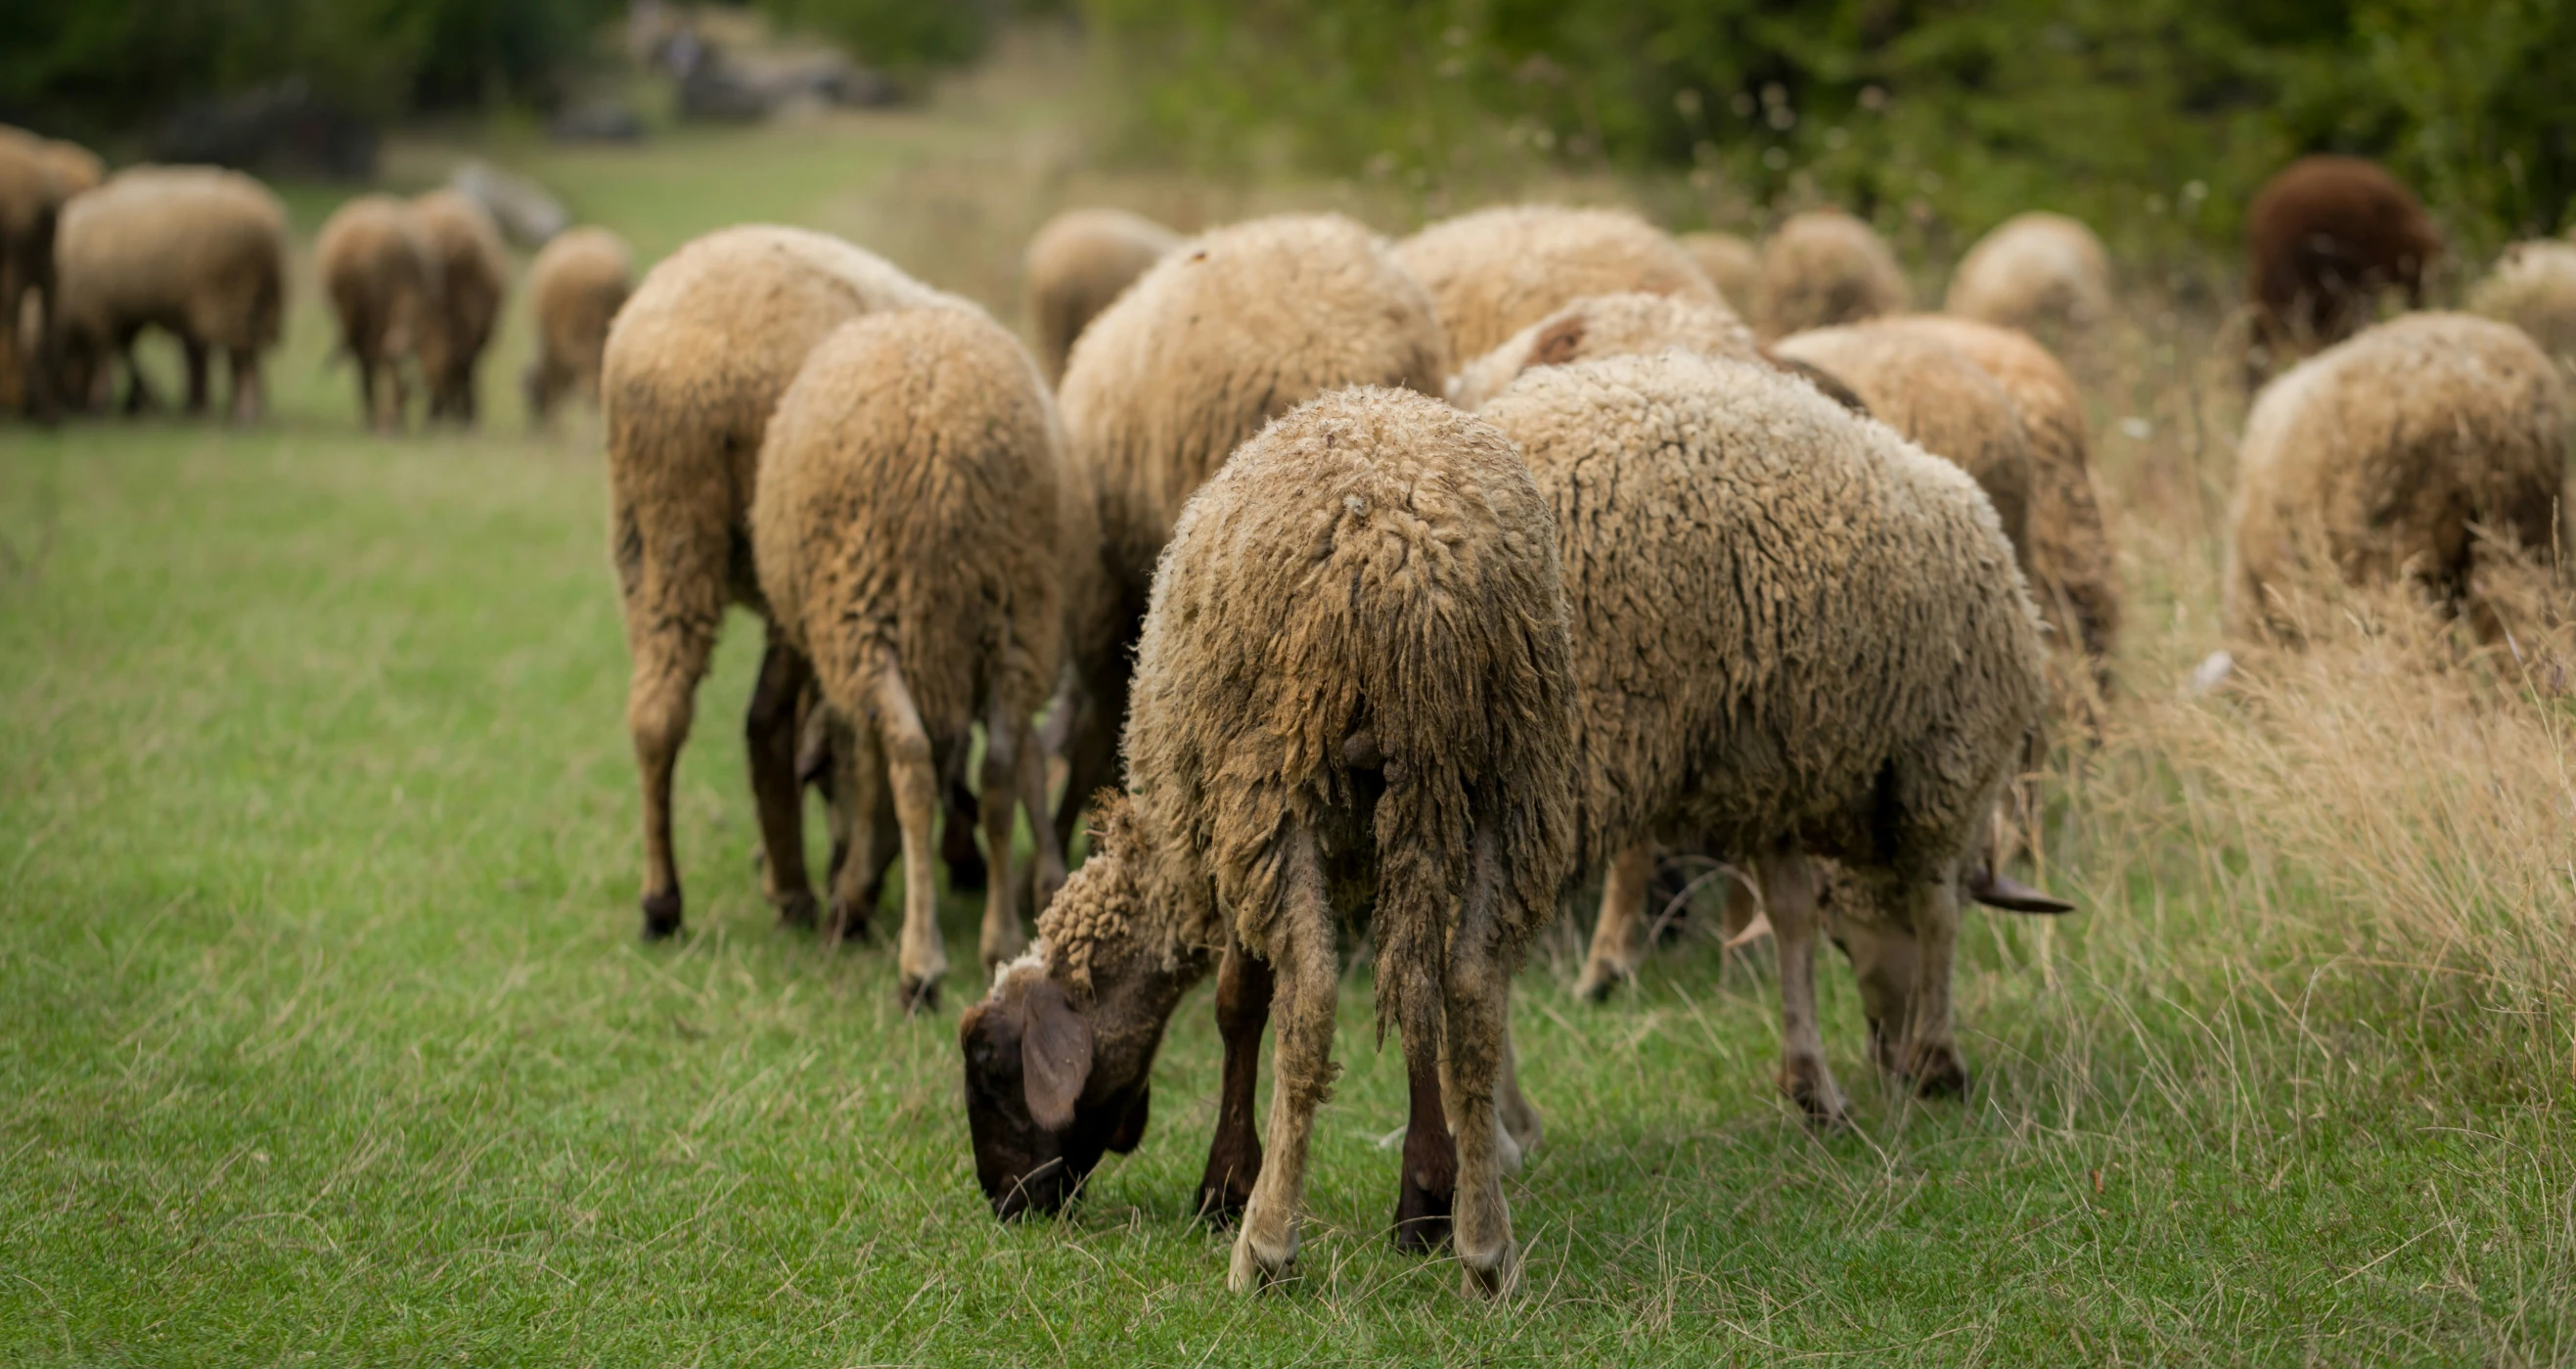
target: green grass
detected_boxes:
[5,98,2574,1367]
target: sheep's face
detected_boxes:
[959,960,1151,1219]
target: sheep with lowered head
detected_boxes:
[2228,311,2566,643]
[54,165,287,422]
[1680,230,1761,310]
[2243,155,2442,384]
[522,225,632,426]
[2467,240,2576,360]
[1944,211,2112,349]
[1393,204,1718,364]
[1023,206,1180,385]
[317,194,434,433]
[1448,290,1758,411]
[961,386,1577,1297]
[1752,208,1910,341]
[411,188,510,425]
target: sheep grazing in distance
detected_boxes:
[522,225,633,426]
[1679,230,1761,310]
[2244,155,2442,385]
[53,165,287,423]
[410,188,510,425]
[1023,206,1180,385]
[961,387,1577,1297]
[604,224,961,942]
[317,195,435,434]
[0,128,102,417]
[1752,207,1910,341]
[1944,211,2112,348]
[752,307,1070,1010]
[2467,240,2576,359]
[2228,312,2566,644]
[1480,350,2056,1119]
[1448,290,1758,411]
[1393,204,1719,363]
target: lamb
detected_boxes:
[1447,290,1758,411]
[2243,156,2442,384]
[1392,204,1719,363]
[1751,207,1910,341]
[53,165,287,423]
[603,224,958,942]
[2466,240,2576,359]
[316,194,435,433]
[1679,230,1761,310]
[2227,312,2566,643]
[960,386,1577,1297]
[521,225,633,426]
[1023,206,1180,385]
[410,188,511,425]
[1943,211,2112,348]
[752,306,1070,1010]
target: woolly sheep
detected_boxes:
[2467,240,2576,359]
[604,224,959,941]
[316,195,434,433]
[0,129,64,414]
[1679,230,1760,310]
[2227,312,2566,642]
[521,225,632,425]
[1392,204,1719,364]
[1484,350,2051,1120]
[960,387,1577,1297]
[2244,156,2442,384]
[1943,211,2112,347]
[54,165,287,423]
[411,188,511,425]
[1751,208,1910,341]
[1023,206,1180,385]
[1448,290,1758,411]
[752,307,1070,1009]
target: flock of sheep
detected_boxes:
[4,127,2568,1297]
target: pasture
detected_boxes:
[5,53,2574,1368]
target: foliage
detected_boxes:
[753,0,1008,76]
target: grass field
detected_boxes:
[6,46,2576,1367]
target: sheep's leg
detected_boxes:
[1196,931,1271,1225]
[353,353,379,431]
[182,340,210,416]
[1016,719,1064,914]
[941,778,987,892]
[617,503,726,941]
[116,330,151,414]
[1051,649,1129,875]
[746,631,819,930]
[1766,847,1849,1128]
[1573,841,1654,1001]
[825,712,898,942]
[1894,865,1967,1097]
[1495,1010,1540,1172]
[1228,824,1333,1294]
[975,704,1027,972]
[1391,1018,1455,1255]
[227,347,262,425]
[872,662,947,1012]
[1442,821,1518,1297]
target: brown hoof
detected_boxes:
[826,897,873,945]
[775,890,818,930]
[1904,1042,1969,1099]
[897,976,941,1016]
[640,890,684,940]
[1779,1058,1851,1131]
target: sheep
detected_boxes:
[2227,312,2566,643]
[603,223,962,942]
[2244,156,2442,385]
[0,128,69,415]
[1481,350,2054,1120]
[1751,208,1910,341]
[752,306,1071,1010]
[521,225,633,426]
[1044,212,1448,901]
[1447,290,1758,411]
[53,165,287,423]
[1679,230,1761,311]
[960,386,1577,1297]
[316,196,434,433]
[1023,206,1180,386]
[2467,240,2576,360]
[1392,204,1719,364]
[411,188,511,425]
[1943,211,2112,348]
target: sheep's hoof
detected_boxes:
[1779,1057,1851,1131]
[1391,1182,1454,1255]
[896,975,942,1016]
[1570,960,1630,1003]
[1902,1042,1969,1099]
[1227,1229,1298,1294]
[774,890,818,931]
[640,890,684,941]
[1458,1242,1519,1300]
[826,898,873,945]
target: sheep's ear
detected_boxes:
[1529,315,1588,368]
[1019,980,1094,1131]
[1966,865,2076,915]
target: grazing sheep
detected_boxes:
[54,165,287,423]
[753,307,1069,1009]
[521,225,633,425]
[1943,212,2112,347]
[1393,204,1719,363]
[604,224,959,941]
[960,387,1577,1298]
[0,129,68,415]
[1752,208,1910,341]
[411,188,510,425]
[317,195,435,434]
[2227,312,2566,642]
[2467,240,2576,359]
[1023,206,1180,386]
[2244,156,2442,383]
[1680,230,1761,310]
[1484,350,2053,1119]
[1448,290,1758,411]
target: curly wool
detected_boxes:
[522,226,632,417]
[1393,205,1719,364]
[1679,231,1760,311]
[2467,240,2576,359]
[58,166,288,357]
[1449,291,1758,411]
[1943,212,2112,343]
[1752,208,1910,341]
[1024,206,1181,385]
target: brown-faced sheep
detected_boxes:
[1023,206,1180,386]
[1751,208,1910,341]
[2227,312,2566,643]
[606,224,967,942]
[53,165,287,423]
[1943,211,2112,348]
[317,195,434,433]
[521,225,632,426]
[961,386,1577,1297]
[1448,290,1758,411]
[2467,240,2576,359]
[411,188,510,425]
[1392,204,1719,364]
[753,307,1068,1009]
[1680,230,1761,310]
[2244,156,2442,384]
[1484,350,2052,1120]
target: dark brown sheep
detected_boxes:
[2244,156,2442,384]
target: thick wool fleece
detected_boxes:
[58,166,288,356]
[2468,240,2576,359]
[1943,212,2112,342]
[316,195,432,373]
[523,225,632,415]
[410,188,510,413]
[1024,206,1181,385]
[1752,208,1910,341]
[1449,291,1758,411]
[1393,205,1719,364]
[2245,156,2441,368]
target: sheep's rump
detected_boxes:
[2245,156,2440,355]
[1393,204,1718,363]
[1679,231,1760,311]
[1024,206,1181,385]
[1943,211,2112,339]
[1752,209,1909,341]
[1450,290,1757,411]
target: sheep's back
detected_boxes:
[1393,205,1717,363]
[59,167,286,346]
